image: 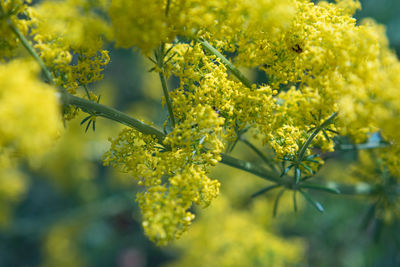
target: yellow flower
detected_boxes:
[0,59,62,159]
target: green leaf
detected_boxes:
[80,115,91,125]
[326,128,339,135]
[305,154,320,160]
[304,159,320,164]
[361,202,377,230]
[299,189,324,213]
[295,167,301,183]
[273,189,286,217]
[251,184,281,198]
[300,163,314,175]
[293,190,298,212]
[322,130,330,141]
[301,183,341,194]
[281,164,294,177]
[85,120,92,133]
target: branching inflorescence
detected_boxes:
[1,0,400,245]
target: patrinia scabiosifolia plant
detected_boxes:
[1,0,400,245]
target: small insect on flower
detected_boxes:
[292,44,303,53]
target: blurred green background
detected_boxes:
[1,1,399,266]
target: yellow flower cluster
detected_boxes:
[108,0,295,54]
[28,0,110,93]
[104,0,400,243]
[0,59,62,225]
[0,60,62,159]
[167,43,276,141]
[350,150,400,223]
[0,150,26,227]
[168,195,305,267]
[0,0,30,60]
[104,105,224,245]
[195,0,399,160]
[42,222,86,267]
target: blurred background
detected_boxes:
[1,0,399,266]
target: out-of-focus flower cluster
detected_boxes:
[0,59,62,225]
[168,195,305,267]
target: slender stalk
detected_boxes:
[158,71,176,128]
[220,154,279,183]
[297,112,338,162]
[338,142,389,150]
[63,94,167,144]
[197,38,253,89]
[7,18,55,85]
[165,0,171,16]
[240,137,279,174]
[156,44,176,128]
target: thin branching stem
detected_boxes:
[220,154,280,183]
[297,112,338,163]
[62,94,167,143]
[7,17,55,86]
[240,137,279,174]
[156,44,176,128]
[197,38,253,89]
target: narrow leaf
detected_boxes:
[300,163,314,175]
[273,189,286,217]
[326,128,339,135]
[147,56,157,65]
[281,164,294,177]
[361,202,377,231]
[301,183,341,194]
[80,115,91,125]
[293,190,298,212]
[305,154,320,160]
[299,189,324,213]
[295,167,301,183]
[304,159,320,164]
[251,184,281,198]
[85,120,92,133]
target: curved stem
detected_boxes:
[7,17,55,85]
[240,137,279,174]
[197,38,253,89]
[156,44,176,128]
[62,93,167,144]
[159,71,176,128]
[297,112,338,162]
[220,154,279,183]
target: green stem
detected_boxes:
[62,94,167,144]
[197,38,253,89]
[240,137,279,174]
[165,0,171,16]
[337,142,389,151]
[7,17,55,85]
[220,154,279,183]
[159,71,176,128]
[297,112,338,162]
[156,44,176,128]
